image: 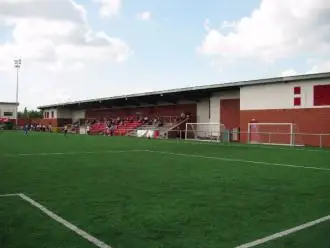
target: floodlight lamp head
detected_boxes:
[14,58,22,69]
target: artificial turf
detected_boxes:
[0,131,329,248]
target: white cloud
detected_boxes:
[136,11,151,21]
[198,0,330,65]
[282,59,330,76]
[0,0,132,109]
[0,0,131,71]
[281,69,298,77]
[94,0,121,18]
[307,60,330,74]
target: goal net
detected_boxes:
[185,123,226,142]
[248,122,304,146]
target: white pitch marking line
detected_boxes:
[0,193,112,248]
[18,194,112,248]
[4,149,144,157]
[142,150,330,171]
[235,214,330,248]
[0,193,21,197]
[147,137,330,153]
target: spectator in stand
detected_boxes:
[109,124,115,136]
[144,116,148,124]
[180,112,186,120]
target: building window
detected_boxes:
[51,111,54,118]
[293,97,301,106]
[3,112,13,117]
[293,86,301,95]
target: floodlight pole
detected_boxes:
[14,58,22,128]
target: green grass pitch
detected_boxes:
[0,131,329,248]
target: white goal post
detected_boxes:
[247,122,304,146]
[185,123,226,142]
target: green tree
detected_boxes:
[23,107,28,118]
[17,108,43,119]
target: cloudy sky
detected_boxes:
[0,0,330,109]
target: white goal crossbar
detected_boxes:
[247,122,303,146]
[185,123,226,142]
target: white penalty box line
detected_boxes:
[235,214,330,248]
[0,193,112,248]
[1,193,329,248]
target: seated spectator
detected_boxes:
[144,116,148,123]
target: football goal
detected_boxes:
[247,122,304,146]
[185,123,226,142]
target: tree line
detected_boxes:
[17,107,43,119]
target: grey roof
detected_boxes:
[38,72,330,109]
[0,102,19,106]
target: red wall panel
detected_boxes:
[220,99,240,129]
[314,84,330,106]
[240,108,330,147]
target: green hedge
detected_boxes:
[2,122,14,130]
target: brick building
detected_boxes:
[38,72,330,147]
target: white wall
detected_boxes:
[43,108,57,119]
[44,108,57,119]
[209,93,221,124]
[72,110,85,121]
[196,98,209,123]
[195,98,210,135]
[240,79,330,110]
[0,103,17,119]
[43,108,84,120]
[194,90,239,136]
[57,109,72,118]
[195,90,240,124]
[43,108,72,119]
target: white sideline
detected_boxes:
[0,193,21,197]
[4,149,143,157]
[158,138,330,153]
[3,149,329,171]
[142,150,330,172]
[0,193,112,248]
[235,214,330,248]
